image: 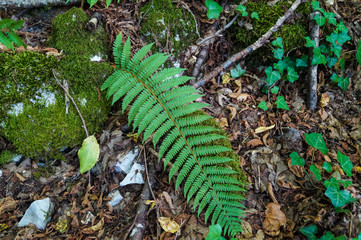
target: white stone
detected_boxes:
[18,197,54,230]
[114,147,139,174]
[107,190,123,206]
[90,55,102,62]
[0,170,2,177]
[119,163,145,186]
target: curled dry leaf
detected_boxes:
[320,93,330,107]
[247,139,263,149]
[277,179,300,189]
[287,159,305,178]
[255,125,275,134]
[82,218,104,234]
[218,117,229,128]
[158,217,180,234]
[227,106,237,122]
[263,203,287,236]
[0,196,18,214]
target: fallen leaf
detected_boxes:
[229,92,250,101]
[318,108,328,120]
[15,172,25,182]
[247,139,263,149]
[255,125,275,134]
[0,196,18,214]
[218,117,229,128]
[263,203,287,236]
[241,221,253,239]
[320,93,330,107]
[227,106,237,122]
[288,159,305,178]
[222,72,231,84]
[82,218,104,234]
[158,217,180,234]
[277,179,300,189]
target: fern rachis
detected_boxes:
[102,34,246,236]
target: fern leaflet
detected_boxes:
[102,34,246,236]
[0,18,26,50]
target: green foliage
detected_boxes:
[304,133,329,155]
[66,0,120,8]
[324,177,353,208]
[251,12,259,21]
[290,151,305,167]
[322,162,332,172]
[357,40,361,66]
[236,4,248,17]
[0,18,26,50]
[275,96,289,110]
[78,135,100,174]
[230,64,246,78]
[102,34,247,237]
[337,151,353,177]
[300,224,355,240]
[0,150,16,165]
[310,164,321,181]
[257,101,268,111]
[205,0,223,19]
[206,224,237,240]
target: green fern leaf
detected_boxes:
[7,31,26,47]
[0,31,14,49]
[102,33,246,236]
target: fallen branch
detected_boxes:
[307,11,320,111]
[198,0,307,88]
[0,0,80,9]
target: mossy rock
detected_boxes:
[231,0,310,62]
[139,0,197,58]
[0,8,112,160]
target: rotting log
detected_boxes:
[0,0,80,9]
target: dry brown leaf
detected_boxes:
[318,108,328,120]
[263,203,287,236]
[82,218,104,234]
[0,196,18,214]
[320,93,330,107]
[158,217,180,234]
[255,125,275,134]
[241,221,253,239]
[287,159,304,178]
[227,106,237,122]
[247,139,263,149]
[218,117,229,128]
[229,92,250,101]
[15,172,25,182]
[277,179,300,189]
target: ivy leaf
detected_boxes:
[322,162,332,172]
[336,22,348,33]
[299,224,318,240]
[273,60,287,75]
[330,73,338,82]
[106,0,111,7]
[290,151,305,167]
[314,14,326,26]
[286,67,299,83]
[258,101,268,111]
[251,12,260,20]
[326,32,338,46]
[205,0,223,19]
[275,96,289,110]
[337,151,353,177]
[304,133,329,155]
[273,48,284,60]
[338,77,349,92]
[265,67,281,86]
[324,177,339,189]
[338,179,352,189]
[230,64,246,78]
[311,47,327,65]
[87,0,98,8]
[325,185,352,208]
[339,58,345,70]
[271,86,279,94]
[327,56,338,68]
[310,164,322,181]
[337,32,351,45]
[206,224,225,240]
[283,57,296,69]
[272,37,283,48]
[236,4,248,17]
[296,55,308,68]
[319,231,336,240]
[78,135,100,174]
[324,12,337,26]
[304,36,316,48]
[357,40,361,66]
[319,44,330,54]
[311,1,322,11]
[331,44,342,58]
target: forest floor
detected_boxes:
[0,1,361,239]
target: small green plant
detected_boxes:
[206,224,237,240]
[300,224,361,240]
[66,0,119,8]
[205,0,258,21]
[0,18,26,50]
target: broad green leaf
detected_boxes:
[357,40,361,66]
[331,44,342,58]
[326,33,338,46]
[206,224,225,240]
[205,0,223,19]
[271,86,279,94]
[324,12,337,26]
[337,32,351,45]
[286,67,299,83]
[258,101,268,111]
[325,185,352,208]
[331,73,338,82]
[106,0,111,7]
[338,179,352,189]
[273,48,284,60]
[339,58,345,70]
[274,60,287,74]
[265,67,280,86]
[312,47,327,65]
[251,12,260,20]
[78,135,100,174]
[322,162,332,172]
[304,36,316,48]
[311,1,321,11]
[336,22,348,33]
[236,4,248,17]
[324,177,339,189]
[310,164,321,181]
[327,56,338,68]
[296,55,308,68]
[290,151,305,167]
[230,64,246,78]
[275,96,289,110]
[319,44,330,54]
[272,37,283,48]
[314,14,326,26]
[87,0,98,8]
[304,133,329,154]
[338,77,349,92]
[320,231,335,240]
[337,151,353,176]
[299,224,318,240]
[334,235,347,240]
[283,57,296,69]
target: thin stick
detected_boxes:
[198,0,307,88]
[52,69,89,137]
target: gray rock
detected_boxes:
[18,197,54,230]
[108,190,123,207]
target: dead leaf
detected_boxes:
[158,217,180,234]
[241,221,253,239]
[277,179,300,189]
[218,117,229,128]
[247,139,263,149]
[253,230,265,240]
[320,93,330,107]
[263,203,287,236]
[0,196,18,214]
[255,125,275,134]
[15,172,25,182]
[318,108,328,120]
[229,92,250,101]
[287,159,304,178]
[82,218,104,234]
[222,73,231,84]
[227,106,237,122]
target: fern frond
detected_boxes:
[0,31,14,49]
[7,31,26,47]
[102,33,247,237]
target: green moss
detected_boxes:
[33,166,54,180]
[140,0,197,58]
[0,150,17,165]
[48,7,108,58]
[231,0,310,60]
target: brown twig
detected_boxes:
[197,0,307,88]
[52,69,89,137]
[307,11,320,111]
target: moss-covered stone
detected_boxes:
[139,0,197,58]
[231,0,310,61]
[0,8,112,160]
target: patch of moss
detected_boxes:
[33,166,55,180]
[140,0,197,58]
[0,150,16,165]
[231,0,310,61]
[48,7,108,58]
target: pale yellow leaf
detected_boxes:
[255,125,275,134]
[158,217,180,233]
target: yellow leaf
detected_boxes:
[320,93,330,107]
[126,132,138,142]
[144,200,156,212]
[222,73,231,84]
[158,217,180,233]
[255,125,275,134]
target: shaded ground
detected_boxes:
[0,1,361,239]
